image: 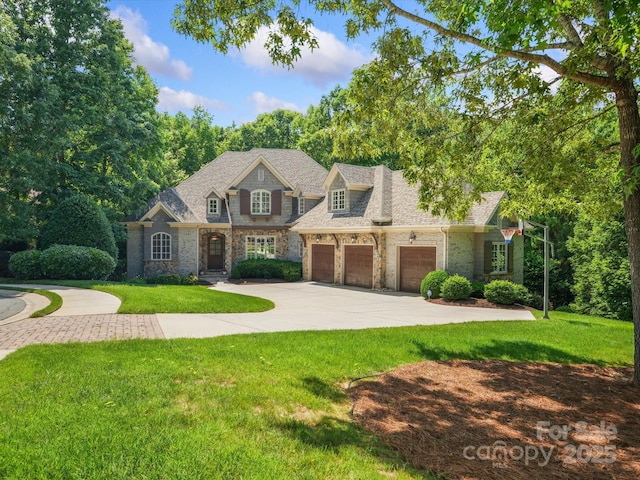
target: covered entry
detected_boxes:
[311,244,334,283]
[207,234,225,270]
[399,246,437,293]
[344,245,373,289]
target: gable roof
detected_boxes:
[134,149,327,223]
[323,163,376,190]
[292,166,505,231]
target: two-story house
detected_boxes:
[125,149,524,292]
[124,149,327,279]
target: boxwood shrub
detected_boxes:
[231,259,302,282]
[8,250,44,280]
[41,245,115,280]
[484,280,518,305]
[420,270,449,298]
[440,275,473,301]
[146,273,199,285]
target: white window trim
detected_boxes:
[298,197,305,215]
[207,198,220,216]
[331,189,345,211]
[151,232,171,260]
[251,189,271,215]
[245,235,276,260]
[491,242,508,273]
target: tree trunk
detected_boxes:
[615,82,640,386]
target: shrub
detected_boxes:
[470,281,486,299]
[440,275,472,301]
[40,245,115,280]
[420,270,449,298]
[146,273,199,285]
[231,259,302,282]
[8,250,44,280]
[484,280,517,305]
[39,194,117,259]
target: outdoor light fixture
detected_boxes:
[351,233,357,243]
[315,234,321,243]
[409,231,416,244]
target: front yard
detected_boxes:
[0,312,634,479]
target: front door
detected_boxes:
[208,235,224,270]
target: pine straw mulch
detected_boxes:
[428,297,531,310]
[350,360,640,480]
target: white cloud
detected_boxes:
[158,87,228,112]
[247,92,303,114]
[238,26,370,87]
[111,6,192,81]
[533,64,561,92]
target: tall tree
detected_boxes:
[0,0,161,234]
[220,109,303,152]
[174,0,640,384]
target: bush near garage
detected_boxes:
[8,250,45,280]
[41,245,116,280]
[231,259,302,282]
[484,280,518,305]
[440,275,473,301]
[420,270,449,299]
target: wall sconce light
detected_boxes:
[315,234,321,243]
[351,233,357,243]
[409,231,416,244]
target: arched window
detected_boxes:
[151,232,171,260]
[251,189,271,215]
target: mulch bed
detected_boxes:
[428,297,531,310]
[350,360,639,479]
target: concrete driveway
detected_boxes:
[157,282,535,338]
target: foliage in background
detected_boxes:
[0,0,161,244]
[568,213,632,321]
[231,259,302,282]
[7,250,43,280]
[38,195,117,259]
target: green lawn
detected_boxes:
[0,312,632,479]
[1,280,275,314]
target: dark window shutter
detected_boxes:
[292,197,298,215]
[240,189,250,215]
[484,241,493,274]
[508,243,514,273]
[271,189,282,215]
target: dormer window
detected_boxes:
[207,198,219,216]
[298,197,305,215]
[251,189,271,215]
[330,189,345,211]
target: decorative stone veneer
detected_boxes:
[230,228,291,268]
[144,260,178,277]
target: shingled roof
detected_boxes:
[292,164,504,231]
[135,149,327,223]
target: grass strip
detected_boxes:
[0,286,62,317]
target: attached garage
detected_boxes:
[344,245,374,289]
[399,246,437,293]
[311,244,335,283]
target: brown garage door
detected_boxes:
[312,244,334,283]
[399,246,437,293]
[344,245,373,289]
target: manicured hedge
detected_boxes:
[8,245,115,280]
[484,280,518,305]
[145,274,199,285]
[440,275,472,301]
[231,259,302,282]
[420,270,449,299]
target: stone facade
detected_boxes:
[198,228,233,273]
[231,228,291,268]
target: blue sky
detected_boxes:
[106,1,375,127]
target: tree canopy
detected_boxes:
[173,0,640,381]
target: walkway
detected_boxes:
[0,282,535,361]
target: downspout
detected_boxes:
[440,227,448,271]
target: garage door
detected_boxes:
[399,246,437,293]
[312,244,334,283]
[344,245,374,289]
